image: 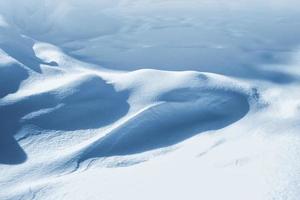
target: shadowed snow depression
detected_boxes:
[1,0,300,200]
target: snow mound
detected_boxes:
[80,88,249,162]
[1,0,300,200]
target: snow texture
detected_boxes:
[1,0,300,200]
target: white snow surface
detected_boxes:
[1,0,300,200]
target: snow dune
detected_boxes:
[80,88,249,162]
[1,0,300,200]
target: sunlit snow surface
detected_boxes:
[1,0,300,199]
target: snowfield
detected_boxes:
[1,0,300,200]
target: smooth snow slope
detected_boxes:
[1,0,300,200]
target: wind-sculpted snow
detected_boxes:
[1,0,300,200]
[23,75,130,131]
[0,74,129,164]
[0,60,28,99]
[80,89,249,162]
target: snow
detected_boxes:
[1,0,300,200]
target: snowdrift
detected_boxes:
[1,0,300,200]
